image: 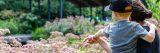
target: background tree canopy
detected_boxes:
[0,0,159,34]
[0,0,111,20]
[147,0,160,20]
[0,0,111,34]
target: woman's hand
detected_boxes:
[146,21,156,30]
[143,21,156,43]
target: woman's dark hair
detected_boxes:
[131,2,152,22]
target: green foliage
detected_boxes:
[0,19,20,34]
[32,0,80,18]
[67,38,82,44]
[0,10,17,20]
[32,27,48,40]
[66,37,87,52]
[18,13,44,34]
[147,0,160,20]
[63,2,80,16]
[0,0,111,19]
[82,7,112,18]
[0,0,29,12]
[97,21,108,25]
[0,10,44,34]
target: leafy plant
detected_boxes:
[147,0,160,20]
[18,13,44,34]
[0,10,17,20]
[32,27,48,40]
[0,19,20,34]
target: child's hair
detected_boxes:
[113,11,132,19]
[131,2,152,22]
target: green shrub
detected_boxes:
[32,27,48,40]
[0,10,17,20]
[0,19,20,34]
[0,12,44,34]
[147,0,160,20]
[67,38,82,45]
[18,13,44,34]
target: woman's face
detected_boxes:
[111,11,122,21]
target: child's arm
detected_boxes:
[82,29,107,46]
[93,29,105,38]
[97,37,112,53]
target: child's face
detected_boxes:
[112,11,132,21]
[112,11,118,20]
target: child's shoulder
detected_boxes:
[108,21,139,27]
[130,21,139,25]
[115,21,139,25]
[128,21,140,27]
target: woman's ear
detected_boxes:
[112,11,118,20]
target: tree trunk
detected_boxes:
[38,0,40,14]
[48,0,51,20]
[29,0,32,12]
[60,0,63,18]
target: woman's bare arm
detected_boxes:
[142,22,156,43]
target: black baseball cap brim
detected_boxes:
[109,0,133,13]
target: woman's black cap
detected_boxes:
[109,0,133,13]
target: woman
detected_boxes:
[131,2,159,53]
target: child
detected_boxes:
[83,0,156,53]
[130,2,159,53]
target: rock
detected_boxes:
[0,29,10,36]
